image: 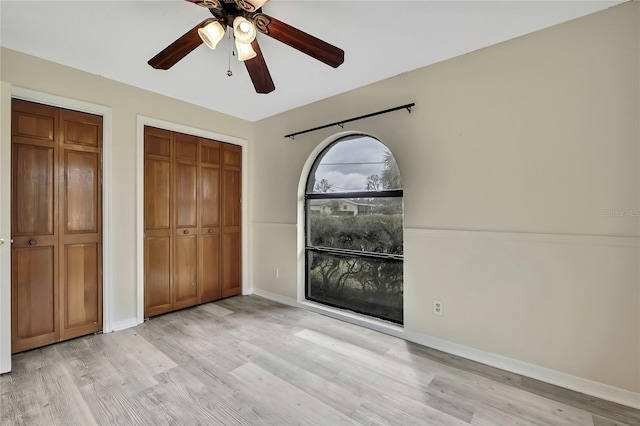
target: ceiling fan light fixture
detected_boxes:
[233,16,257,44]
[233,0,270,13]
[248,0,269,10]
[235,40,257,62]
[198,20,225,50]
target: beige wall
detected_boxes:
[0,48,252,323]
[251,2,640,393]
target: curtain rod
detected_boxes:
[284,102,415,140]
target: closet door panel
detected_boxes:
[145,236,172,315]
[61,111,100,148]
[201,166,220,228]
[12,100,55,145]
[175,162,197,229]
[174,235,198,309]
[13,144,55,236]
[11,246,58,353]
[221,231,241,298]
[222,169,241,228]
[63,150,99,233]
[145,160,171,230]
[63,243,99,331]
[200,232,221,302]
[145,131,171,157]
[175,135,198,161]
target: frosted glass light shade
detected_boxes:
[198,20,225,50]
[235,40,257,61]
[233,16,256,44]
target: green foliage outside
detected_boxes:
[309,214,403,255]
[308,213,403,323]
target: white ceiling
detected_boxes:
[0,0,625,121]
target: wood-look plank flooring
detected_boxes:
[1,295,639,425]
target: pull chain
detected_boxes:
[227,29,233,77]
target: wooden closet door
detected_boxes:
[221,144,242,298]
[173,133,198,310]
[199,140,221,303]
[11,100,59,353]
[59,109,103,340]
[144,127,173,317]
[11,100,103,353]
[144,127,241,317]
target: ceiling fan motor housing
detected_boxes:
[201,0,263,27]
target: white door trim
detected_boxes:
[0,86,114,374]
[0,82,12,374]
[136,116,250,325]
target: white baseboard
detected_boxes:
[401,330,640,410]
[111,317,140,332]
[252,288,640,410]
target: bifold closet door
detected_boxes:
[144,127,240,318]
[199,140,222,303]
[173,133,199,310]
[144,127,173,317]
[58,109,103,341]
[11,101,59,353]
[221,145,242,298]
[11,99,103,353]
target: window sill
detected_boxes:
[298,299,404,338]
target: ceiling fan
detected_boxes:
[148,0,345,94]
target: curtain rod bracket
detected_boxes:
[284,102,415,139]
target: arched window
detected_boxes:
[305,135,403,324]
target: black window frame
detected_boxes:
[304,136,404,324]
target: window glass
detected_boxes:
[307,251,403,323]
[307,136,402,193]
[305,135,404,324]
[307,200,403,255]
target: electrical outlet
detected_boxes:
[433,300,443,316]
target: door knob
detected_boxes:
[29,239,38,246]
[0,238,4,246]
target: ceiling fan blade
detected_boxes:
[244,39,275,94]
[253,14,344,68]
[148,19,210,70]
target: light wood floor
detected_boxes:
[1,295,639,425]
